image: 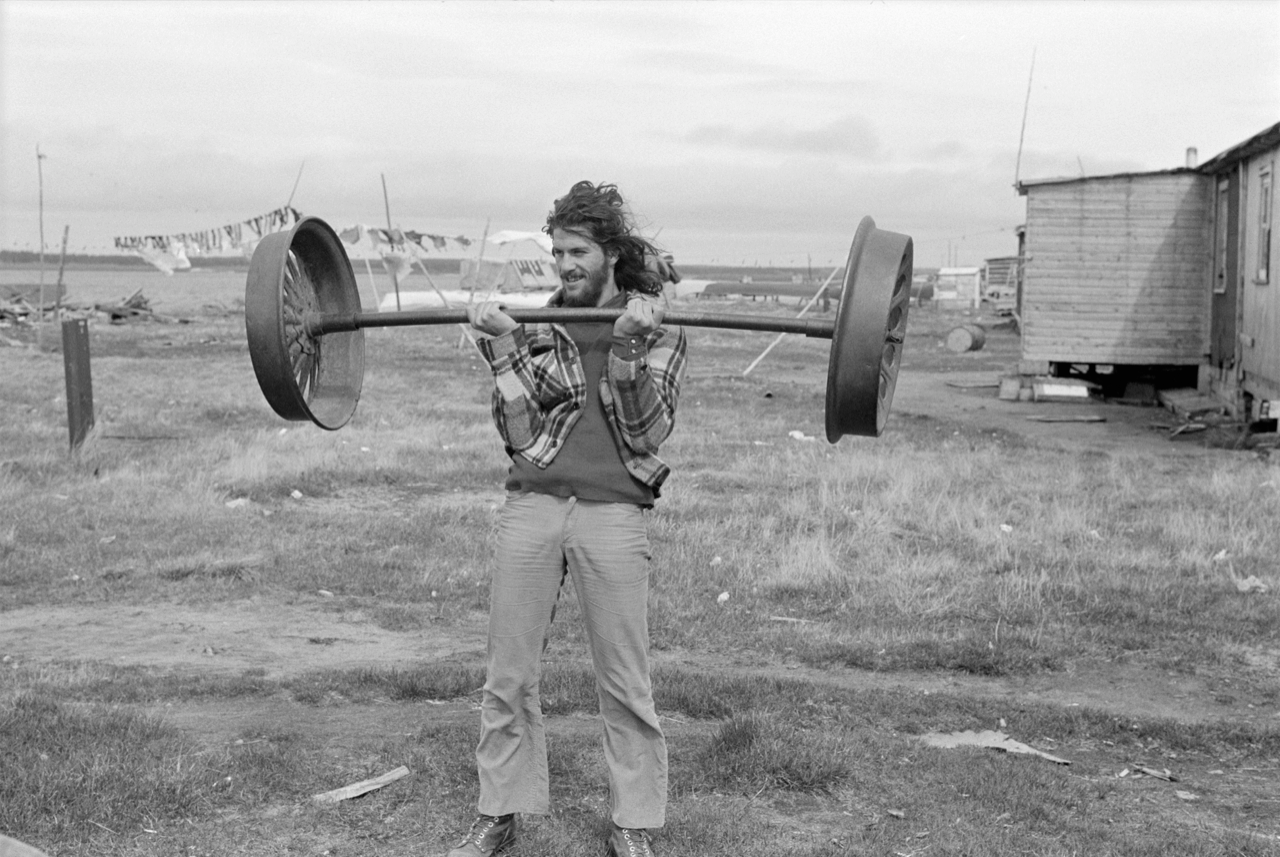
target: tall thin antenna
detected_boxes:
[37,145,47,290]
[286,161,306,208]
[382,174,394,231]
[1014,47,1037,187]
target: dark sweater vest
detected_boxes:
[504,318,654,506]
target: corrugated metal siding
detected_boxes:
[1021,173,1213,365]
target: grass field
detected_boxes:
[1,284,1278,856]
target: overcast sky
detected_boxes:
[2,0,1277,268]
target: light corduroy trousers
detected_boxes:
[474,491,667,829]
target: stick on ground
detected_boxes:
[311,765,411,805]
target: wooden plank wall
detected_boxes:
[1240,149,1280,401]
[1021,173,1212,365]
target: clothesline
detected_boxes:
[113,206,303,255]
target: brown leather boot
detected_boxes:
[445,814,516,857]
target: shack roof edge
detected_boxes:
[1015,167,1200,195]
[1198,121,1280,174]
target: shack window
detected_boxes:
[1259,164,1272,284]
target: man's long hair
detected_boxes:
[544,181,666,297]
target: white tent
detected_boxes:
[460,230,559,292]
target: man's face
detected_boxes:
[551,228,617,307]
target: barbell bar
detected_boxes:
[245,215,913,441]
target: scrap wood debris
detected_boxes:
[920,729,1071,765]
[1118,764,1178,781]
[311,765,411,805]
[0,296,41,326]
[94,288,188,324]
[1024,414,1106,423]
[0,288,189,329]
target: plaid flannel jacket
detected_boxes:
[475,299,688,496]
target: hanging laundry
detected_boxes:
[380,251,414,282]
[113,205,302,273]
[133,239,191,275]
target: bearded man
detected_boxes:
[446,181,686,857]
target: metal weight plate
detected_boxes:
[825,216,914,441]
[245,217,365,430]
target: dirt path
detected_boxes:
[0,599,488,677]
[3,594,1275,730]
[893,369,1229,456]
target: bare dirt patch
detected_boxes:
[0,598,487,680]
[4,594,1276,731]
[893,369,1233,456]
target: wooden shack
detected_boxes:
[1015,169,1212,377]
[1198,122,1280,421]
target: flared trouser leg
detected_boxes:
[475,493,667,828]
[563,499,667,828]
[476,492,564,817]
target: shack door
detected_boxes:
[1211,172,1240,369]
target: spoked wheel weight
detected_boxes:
[245,217,365,430]
[825,216,914,441]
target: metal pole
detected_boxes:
[1014,47,1036,187]
[381,173,401,311]
[37,145,47,346]
[308,307,836,339]
[459,216,492,349]
[286,161,305,208]
[742,266,841,376]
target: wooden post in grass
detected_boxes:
[61,318,94,451]
[54,225,69,327]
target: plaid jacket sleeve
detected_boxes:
[601,324,688,456]
[476,325,584,461]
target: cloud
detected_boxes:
[630,47,789,78]
[686,115,883,159]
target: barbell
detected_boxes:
[245,215,912,442]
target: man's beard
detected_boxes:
[560,260,611,307]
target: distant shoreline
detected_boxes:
[0,253,844,283]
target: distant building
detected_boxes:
[981,255,1020,314]
[1198,122,1280,421]
[1015,168,1211,379]
[1009,121,1279,420]
[934,266,982,309]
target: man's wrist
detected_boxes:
[611,333,647,361]
[479,326,525,363]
